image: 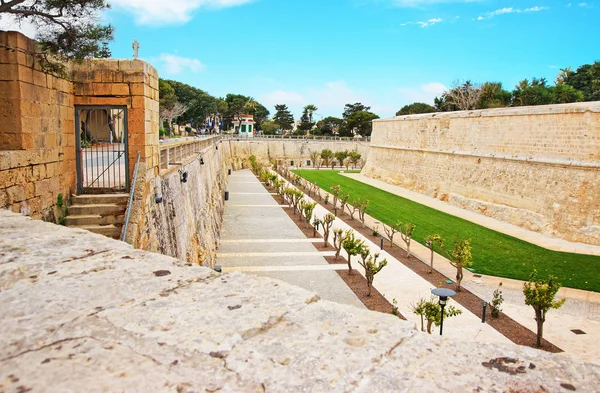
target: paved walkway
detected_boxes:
[330,172,600,364]
[218,170,364,309]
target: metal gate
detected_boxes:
[75,106,129,194]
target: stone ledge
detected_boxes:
[0,210,598,392]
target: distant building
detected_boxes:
[233,114,255,137]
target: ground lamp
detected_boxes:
[200,157,204,165]
[431,287,456,336]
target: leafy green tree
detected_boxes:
[511,78,554,106]
[334,150,349,167]
[424,234,443,274]
[1,0,113,73]
[523,270,566,348]
[320,149,334,168]
[298,104,318,133]
[442,238,473,291]
[260,120,278,135]
[348,151,362,168]
[552,84,584,103]
[396,102,436,116]
[563,61,600,101]
[342,110,379,137]
[358,247,388,296]
[316,116,342,135]
[342,230,365,275]
[412,296,462,334]
[477,82,511,109]
[246,102,270,130]
[273,104,294,132]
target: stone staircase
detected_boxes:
[66,194,129,239]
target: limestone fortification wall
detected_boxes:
[364,103,600,245]
[224,139,370,169]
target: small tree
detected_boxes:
[339,192,350,216]
[399,222,416,258]
[523,270,566,348]
[320,149,334,168]
[333,228,346,260]
[310,151,320,168]
[322,214,335,247]
[491,282,504,318]
[342,230,365,275]
[356,198,370,227]
[412,296,462,334]
[301,200,317,224]
[442,238,473,292]
[383,221,400,248]
[348,201,359,220]
[334,150,349,168]
[330,185,341,209]
[424,234,443,273]
[290,190,304,215]
[312,217,321,238]
[348,150,362,169]
[358,247,388,296]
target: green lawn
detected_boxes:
[293,170,600,292]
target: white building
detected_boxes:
[233,115,255,138]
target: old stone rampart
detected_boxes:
[364,103,600,245]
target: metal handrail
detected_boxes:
[121,151,141,242]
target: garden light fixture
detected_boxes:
[431,288,456,336]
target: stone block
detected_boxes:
[129,83,147,96]
[34,178,50,197]
[6,184,26,203]
[0,133,23,151]
[0,63,17,81]
[92,83,112,96]
[32,70,48,88]
[111,83,130,96]
[0,189,7,208]
[0,81,19,99]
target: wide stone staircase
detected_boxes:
[65,194,129,239]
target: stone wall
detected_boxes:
[0,30,159,222]
[224,139,370,169]
[364,103,600,245]
[2,210,599,392]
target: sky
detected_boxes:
[1,0,598,119]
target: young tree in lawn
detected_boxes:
[339,192,350,216]
[442,238,473,292]
[358,247,388,296]
[342,231,365,275]
[333,228,345,260]
[335,151,349,168]
[383,221,401,248]
[413,296,462,334]
[322,214,335,247]
[424,234,443,273]
[320,149,334,168]
[348,200,359,220]
[310,151,320,168]
[348,151,362,169]
[523,270,566,348]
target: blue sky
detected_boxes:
[3,0,598,119]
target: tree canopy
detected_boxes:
[340,103,379,137]
[273,104,294,132]
[1,0,113,72]
[396,102,436,116]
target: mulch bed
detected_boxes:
[264,182,404,319]
[281,172,563,353]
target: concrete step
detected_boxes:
[73,224,122,239]
[68,203,127,216]
[71,194,129,205]
[66,214,125,226]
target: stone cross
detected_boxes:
[132,40,139,59]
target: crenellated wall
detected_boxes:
[364,103,600,245]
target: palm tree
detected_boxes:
[304,104,318,124]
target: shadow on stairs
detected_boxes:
[66,194,129,239]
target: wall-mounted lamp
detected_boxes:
[200,157,205,165]
[154,177,163,204]
[180,170,188,183]
[216,145,219,150]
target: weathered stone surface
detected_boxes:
[1,211,599,393]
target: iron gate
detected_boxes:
[75,106,129,194]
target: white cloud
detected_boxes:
[401,17,443,27]
[397,82,447,104]
[158,53,206,75]
[476,5,548,20]
[0,15,39,39]
[110,0,256,25]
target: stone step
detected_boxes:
[71,194,130,205]
[66,214,125,226]
[73,224,122,239]
[68,203,127,216]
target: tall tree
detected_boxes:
[297,104,318,133]
[396,102,436,116]
[564,61,600,101]
[316,116,342,135]
[340,103,379,137]
[1,0,113,73]
[435,80,482,111]
[273,104,294,132]
[511,78,554,106]
[476,82,511,109]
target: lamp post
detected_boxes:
[431,288,457,336]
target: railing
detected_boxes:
[121,151,141,243]
[159,135,220,172]
[228,134,371,142]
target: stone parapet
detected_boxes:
[0,210,598,392]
